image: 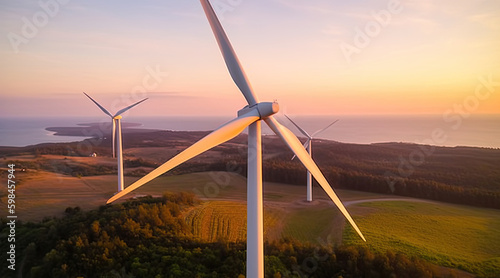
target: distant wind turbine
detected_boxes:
[106,1,365,277]
[83,92,148,192]
[285,115,338,202]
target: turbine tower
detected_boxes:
[83,92,148,192]
[285,115,338,202]
[106,1,365,277]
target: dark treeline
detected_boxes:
[1,193,460,278]
[0,141,111,157]
[232,138,500,209]
[194,153,500,209]
[3,158,115,178]
[259,159,500,209]
[250,159,500,210]
[2,132,499,209]
[0,130,214,158]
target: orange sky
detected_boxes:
[1,0,499,118]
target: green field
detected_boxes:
[280,206,344,244]
[342,201,500,277]
[180,196,500,277]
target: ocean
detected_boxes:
[0,114,499,148]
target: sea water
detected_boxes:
[0,114,499,148]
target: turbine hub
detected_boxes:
[113,115,123,120]
[238,101,279,119]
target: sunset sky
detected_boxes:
[1,0,499,118]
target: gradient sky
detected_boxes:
[1,0,499,118]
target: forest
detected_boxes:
[0,193,460,278]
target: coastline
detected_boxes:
[1,114,499,148]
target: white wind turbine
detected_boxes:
[285,115,338,202]
[106,1,365,277]
[83,92,148,192]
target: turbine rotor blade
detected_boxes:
[291,139,310,161]
[112,119,116,158]
[107,110,260,204]
[114,98,149,117]
[285,114,311,139]
[264,116,366,242]
[200,0,259,106]
[311,119,339,138]
[83,92,113,118]
[304,139,311,151]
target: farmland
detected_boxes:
[1,133,500,276]
[185,201,248,242]
[181,197,500,277]
[2,158,500,276]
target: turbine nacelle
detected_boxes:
[238,101,279,119]
[113,115,123,120]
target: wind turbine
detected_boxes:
[106,1,365,277]
[285,115,338,202]
[83,92,148,192]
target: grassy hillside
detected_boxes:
[181,199,500,277]
[343,201,500,277]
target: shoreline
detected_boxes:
[1,114,499,148]
[0,126,497,151]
